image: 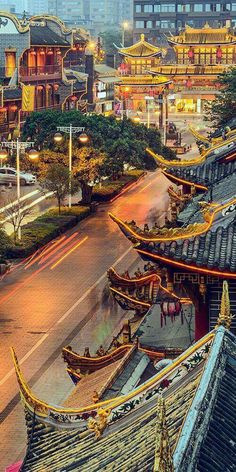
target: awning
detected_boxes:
[99,76,122,84]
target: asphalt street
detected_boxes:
[0,167,171,470]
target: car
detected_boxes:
[0,167,37,186]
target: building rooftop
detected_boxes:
[118,33,164,58]
[168,24,236,46]
[30,25,70,46]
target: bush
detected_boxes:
[0,228,11,257]
[6,205,91,258]
[92,170,145,202]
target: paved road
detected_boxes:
[0,168,171,470]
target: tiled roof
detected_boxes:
[30,25,70,46]
[63,359,124,408]
[4,88,22,100]
[138,219,236,273]
[21,369,201,471]
[166,159,236,187]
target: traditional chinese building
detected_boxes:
[110,129,236,341]
[0,12,88,136]
[116,34,170,117]
[150,24,236,114]
[11,282,236,471]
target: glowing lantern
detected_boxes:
[28,149,39,160]
[0,107,7,112]
[160,301,182,327]
[47,48,53,55]
[70,95,77,101]
[54,84,59,91]
[9,105,18,112]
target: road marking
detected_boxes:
[137,171,161,194]
[24,236,67,269]
[0,246,133,387]
[38,232,78,266]
[50,236,88,269]
[1,191,54,224]
[0,188,40,214]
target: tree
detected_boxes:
[73,147,105,204]
[41,164,78,214]
[4,199,32,244]
[100,29,133,55]
[205,68,236,128]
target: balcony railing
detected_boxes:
[20,65,61,80]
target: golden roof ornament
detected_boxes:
[140,33,145,42]
[216,280,234,330]
[154,396,174,472]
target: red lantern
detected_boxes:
[0,107,7,112]
[160,301,182,327]
[70,95,77,101]
[47,48,53,55]
[54,84,59,91]
[9,105,17,112]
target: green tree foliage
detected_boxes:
[23,110,175,173]
[41,163,78,214]
[205,68,236,128]
[73,147,105,204]
[99,29,133,55]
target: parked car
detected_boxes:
[0,167,37,186]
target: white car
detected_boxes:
[0,167,37,186]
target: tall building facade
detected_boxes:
[133,1,235,43]
[48,0,84,23]
[0,0,27,14]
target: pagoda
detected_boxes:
[150,23,236,114]
[110,128,236,341]
[11,282,236,471]
[116,34,170,116]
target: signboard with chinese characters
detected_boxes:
[0,17,19,34]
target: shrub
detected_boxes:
[6,205,91,258]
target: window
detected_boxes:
[193,4,203,12]
[146,20,152,28]
[205,4,211,11]
[216,3,221,11]
[233,4,236,11]
[135,20,144,28]
[144,5,153,12]
[177,4,183,12]
[135,4,141,12]
[154,4,160,12]
[160,4,175,12]
[7,170,16,175]
[0,169,6,174]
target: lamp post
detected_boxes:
[145,96,154,129]
[1,139,39,239]
[122,21,129,47]
[54,125,88,208]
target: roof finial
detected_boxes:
[140,33,145,42]
[216,280,233,330]
[154,396,174,472]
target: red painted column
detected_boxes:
[195,299,209,341]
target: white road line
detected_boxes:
[0,246,133,387]
[0,189,40,214]
[1,191,54,224]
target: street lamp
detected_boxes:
[0,148,8,166]
[133,114,141,124]
[122,21,129,47]
[1,138,39,239]
[54,124,87,208]
[145,96,154,129]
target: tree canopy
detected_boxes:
[205,68,236,128]
[22,110,174,172]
